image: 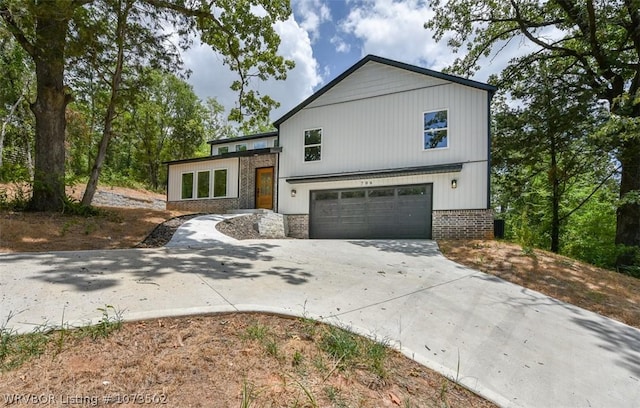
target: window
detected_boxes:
[423,110,448,149]
[217,146,229,154]
[236,144,248,152]
[314,191,338,200]
[253,140,268,149]
[304,128,322,161]
[213,169,227,197]
[197,171,210,198]
[181,173,194,199]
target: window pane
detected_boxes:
[214,169,227,197]
[424,129,448,149]
[181,173,194,199]
[368,189,395,197]
[218,146,229,154]
[424,110,447,130]
[236,144,247,152]
[304,146,321,161]
[341,190,365,199]
[197,171,210,198]
[304,129,322,145]
[253,141,268,149]
[398,186,427,196]
[314,191,339,200]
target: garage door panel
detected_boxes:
[310,184,432,239]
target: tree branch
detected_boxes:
[559,164,621,222]
[0,5,36,57]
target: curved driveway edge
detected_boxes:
[1,216,639,408]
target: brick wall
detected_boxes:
[432,209,494,240]
[239,154,278,209]
[285,214,309,239]
[166,197,240,213]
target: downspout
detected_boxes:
[275,125,280,213]
[487,89,495,210]
[165,164,170,206]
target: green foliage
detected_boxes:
[426,0,640,261]
[77,305,123,340]
[319,326,388,377]
[1,0,294,209]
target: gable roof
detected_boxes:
[273,54,497,127]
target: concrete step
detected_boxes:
[227,209,272,215]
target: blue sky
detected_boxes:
[182,0,519,123]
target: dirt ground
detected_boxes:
[0,313,493,408]
[1,184,639,407]
[438,240,640,329]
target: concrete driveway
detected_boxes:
[1,215,638,407]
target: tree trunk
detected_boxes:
[28,11,71,212]
[550,136,560,253]
[81,0,130,206]
[615,137,640,265]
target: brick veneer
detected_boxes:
[285,214,309,239]
[239,154,278,209]
[432,209,494,240]
[166,197,239,213]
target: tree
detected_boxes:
[426,0,640,258]
[492,59,612,253]
[0,0,293,211]
[125,70,207,189]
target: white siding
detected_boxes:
[308,61,450,107]
[212,136,277,155]
[278,161,487,214]
[277,60,490,214]
[279,83,488,178]
[167,158,239,201]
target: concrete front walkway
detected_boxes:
[0,216,638,408]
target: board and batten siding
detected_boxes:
[167,158,239,201]
[277,60,490,215]
[278,161,487,214]
[307,61,450,108]
[278,77,488,179]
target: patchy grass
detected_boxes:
[438,239,640,329]
[0,313,494,408]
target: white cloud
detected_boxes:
[330,35,351,53]
[182,15,321,126]
[292,0,331,42]
[339,0,561,83]
[340,0,450,68]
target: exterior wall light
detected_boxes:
[291,189,297,197]
[451,179,458,189]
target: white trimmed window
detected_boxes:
[181,169,227,199]
[304,128,322,162]
[423,110,448,149]
[217,146,229,154]
[181,172,194,199]
[236,143,248,152]
[213,169,227,197]
[197,171,210,198]
[253,140,268,149]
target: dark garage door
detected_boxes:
[310,184,433,239]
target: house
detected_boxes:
[165,55,496,240]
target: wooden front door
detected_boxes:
[256,167,274,209]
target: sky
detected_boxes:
[181,0,526,124]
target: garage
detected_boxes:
[309,184,433,239]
